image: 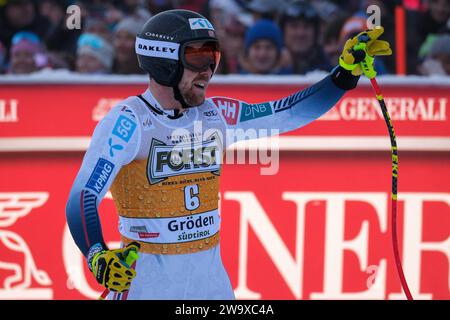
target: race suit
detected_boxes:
[66,70,355,300]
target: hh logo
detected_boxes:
[240,102,273,122]
[211,97,240,125]
[0,192,53,299]
[189,18,214,30]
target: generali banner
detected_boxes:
[0,79,448,138]
[0,76,448,299]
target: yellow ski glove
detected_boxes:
[339,26,392,77]
[88,242,140,293]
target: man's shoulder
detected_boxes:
[108,96,143,119]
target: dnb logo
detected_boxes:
[240,102,273,122]
[147,137,221,184]
[0,192,53,299]
[211,97,240,125]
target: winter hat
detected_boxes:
[244,19,283,52]
[77,33,114,69]
[430,34,450,57]
[10,31,44,55]
[339,15,367,43]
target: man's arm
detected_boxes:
[65,105,140,257]
[210,66,359,147]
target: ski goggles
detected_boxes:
[180,40,221,73]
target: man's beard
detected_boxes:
[179,74,210,107]
[182,86,206,106]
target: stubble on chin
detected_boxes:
[182,86,205,106]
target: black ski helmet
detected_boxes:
[136,9,220,88]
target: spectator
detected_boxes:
[0,41,5,73]
[207,0,246,39]
[146,0,174,15]
[279,0,332,74]
[247,0,285,22]
[216,14,248,74]
[329,0,361,15]
[76,33,114,74]
[39,0,81,70]
[322,14,349,69]
[311,0,341,19]
[177,0,209,13]
[239,19,292,75]
[112,17,145,74]
[111,0,152,22]
[8,31,48,74]
[0,0,51,52]
[407,0,450,73]
[424,0,450,34]
[39,0,65,30]
[85,17,114,43]
[419,34,450,75]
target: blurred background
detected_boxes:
[0,0,449,300]
[0,0,449,76]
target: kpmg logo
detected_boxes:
[189,18,214,30]
[147,138,220,184]
[112,115,136,143]
[85,158,115,194]
[240,102,273,122]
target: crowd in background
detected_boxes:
[0,0,449,76]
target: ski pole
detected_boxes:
[355,36,413,300]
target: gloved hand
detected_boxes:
[339,26,392,78]
[88,242,140,292]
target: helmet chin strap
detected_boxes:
[171,65,215,114]
[170,65,192,117]
[172,85,192,110]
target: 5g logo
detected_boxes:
[184,185,200,211]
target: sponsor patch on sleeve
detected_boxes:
[239,102,273,122]
[211,97,240,125]
[112,115,137,143]
[85,158,115,194]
